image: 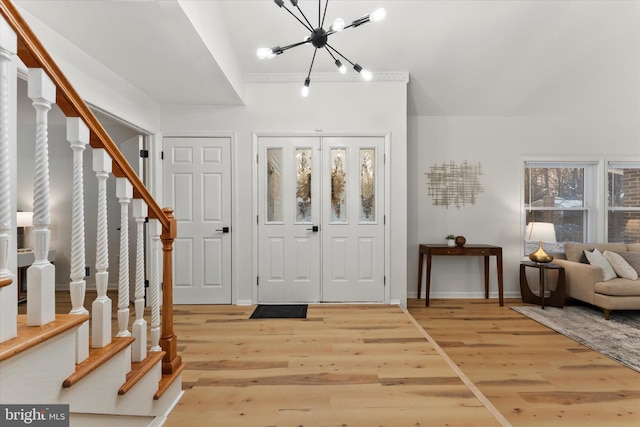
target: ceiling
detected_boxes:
[14,0,640,117]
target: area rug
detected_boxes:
[250,304,308,319]
[511,305,640,372]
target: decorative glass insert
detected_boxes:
[330,148,347,223]
[266,148,282,222]
[296,148,312,223]
[359,149,375,222]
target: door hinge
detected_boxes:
[144,279,149,288]
[257,215,259,224]
[139,149,149,158]
[256,154,258,164]
[161,150,164,160]
[257,276,259,286]
[384,215,386,225]
[384,276,387,286]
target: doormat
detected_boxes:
[250,304,308,319]
[511,305,640,372]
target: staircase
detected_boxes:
[0,1,184,425]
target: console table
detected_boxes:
[417,244,504,307]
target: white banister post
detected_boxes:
[67,117,89,362]
[131,199,147,362]
[0,17,17,342]
[116,178,132,338]
[26,68,56,326]
[149,218,161,352]
[92,148,112,348]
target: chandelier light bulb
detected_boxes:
[370,8,387,22]
[335,60,347,74]
[331,17,345,32]
[256,47,273,59]
[301,78,310,97]
[361,69,373,81]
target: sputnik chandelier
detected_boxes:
[257,0,386,97]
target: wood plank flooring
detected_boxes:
[165,304,504,427]
[408,298,640,427]
[21,294,640,425]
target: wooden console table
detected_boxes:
[417,244,504,307]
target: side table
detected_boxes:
[519,261,565,309]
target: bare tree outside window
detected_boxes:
[608,164,640,243]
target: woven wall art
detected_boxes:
[425,161,483,209]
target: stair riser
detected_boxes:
[0,329,77,404]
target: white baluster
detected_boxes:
[26,68,56,326]
[67,117,89,362]
[149,218,161,352]
[0,16,17,342]
[92,149,112,348]
[131,199,147,362]
[116,178,132,337]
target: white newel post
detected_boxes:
[92,149,112,348]
[116,178,132,338]
[26,68,56,326]
[67,117,89,362]
[0,17,17,342]
[149,218,161,352]
[132,199,147,362]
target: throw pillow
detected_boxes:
[616,252,640,276]
[584,248,617,281]
[603,251,638,280]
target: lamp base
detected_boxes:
[529,241,553,263]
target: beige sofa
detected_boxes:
[552,243,640,319]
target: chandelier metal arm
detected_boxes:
[272,39,311,55]
[307,48,318,79]
[320,0,329,28]
[325,43,355,67]
[279,3,313,32]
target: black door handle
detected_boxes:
[216,226,230,233]
[306,225,319,232]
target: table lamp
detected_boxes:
[525,222,556,263]
[16,211,33,252]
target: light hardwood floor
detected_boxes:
[24,294,640,426]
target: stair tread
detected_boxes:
[0,314,89,362]
[63,336,135,388]
[154,362,186,400]
[118,351,165,395]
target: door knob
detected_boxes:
[216,226,230,233]
[306,225,319,232]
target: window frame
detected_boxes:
[606,160,640,243]
[522,158,603,253]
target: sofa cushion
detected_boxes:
[603,250,638,280]
[627,243,640,253]
[616,252,640,275]
[594,278,640,296]
[564,242,628,263]
[584,248,617,281]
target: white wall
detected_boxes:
[160,78,408,305]
[407,115,640,300]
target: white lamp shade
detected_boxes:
[525,222,556,242]
[16,212,34,227]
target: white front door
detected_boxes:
[163,137,232,304]
[322,137,385,302]
[257,137,321,303]
[257,135,385,303]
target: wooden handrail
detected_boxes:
[1,0,182,375]
[0,0,167,229]
[0,277,12,288]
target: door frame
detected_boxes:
[252,131,391,304]
[161,132,236,304]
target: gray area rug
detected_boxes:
[511,304,640,372]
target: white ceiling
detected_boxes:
[14,0,640,117]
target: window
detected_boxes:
[524,161,598,245]
[608,162,640,243]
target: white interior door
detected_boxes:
[257,135,385,303]
[322,137,385,302]
[163,137,232,304]
[257,137,321,303]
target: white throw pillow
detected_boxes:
[603,250,639,280]
[584,248,617,281]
